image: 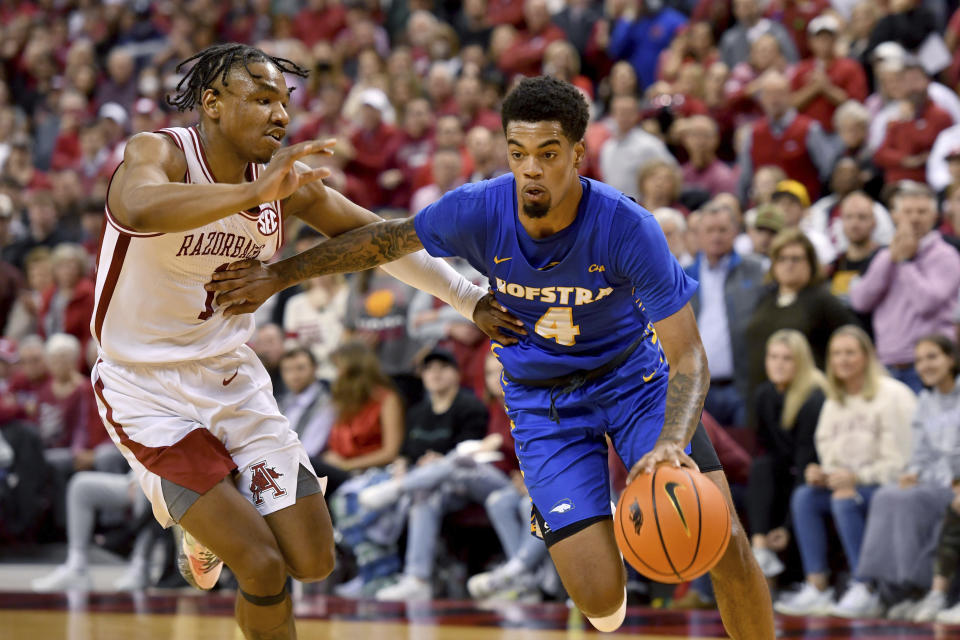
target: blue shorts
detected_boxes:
[503,349,690,537]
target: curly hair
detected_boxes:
[167,43,309,112]
[500,75,589,142]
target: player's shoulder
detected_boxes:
[125,130,182,156]
[428,174,514,215]
[456,173,515,201]
[123,130,186,172]
[586,177,655,225]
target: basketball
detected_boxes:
[614,465,731,584]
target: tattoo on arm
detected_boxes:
[275,217,423,286]
[659,354,709,445]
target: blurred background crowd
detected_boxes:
[2,0,960,624]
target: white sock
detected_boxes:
[587,587,627,632]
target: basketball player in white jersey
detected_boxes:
[91,43,520,640]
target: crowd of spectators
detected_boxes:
[2,0,960,621]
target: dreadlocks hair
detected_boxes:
[167,43,310,113]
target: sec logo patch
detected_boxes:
[257,207,279,235]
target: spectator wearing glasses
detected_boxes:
[745,230,856,400]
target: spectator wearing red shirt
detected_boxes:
[38,243,94,353]
[49,91,89,172]
[725,34,788,123]
[466,126,508,183]
[487,0,526,27]
[738,71,835,203]
[453,75,501,133]
[410,148,465,216]
[764,0,831,59]
[7,335,50,422]
[412,115,473,192]
[344,88,403,211]
[426,63,458,116]
[384,98,435,211]
[36,333,106,462]
[678,115,740,198]
[292,0,347,49]
[874,62,953,184]
[543,39,595,99]
[790,16,868,132]
[293,84,350,145]
[496,0,566,78]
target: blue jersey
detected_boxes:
[414,173,697,380]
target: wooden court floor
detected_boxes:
[0,591,956,640]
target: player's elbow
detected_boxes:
[118,195,162,233]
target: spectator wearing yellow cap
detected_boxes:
[771,179,838,264]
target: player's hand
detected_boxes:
[472,292,526,345]
[204,259,282,315]
[627,440,698,485]
[254,138,335,203]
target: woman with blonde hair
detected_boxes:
[776,325,916,617]
[748,330,828,579]
[837,335,960,621]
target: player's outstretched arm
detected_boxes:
[110,133,334,233]
[207,176,526,342]
[628,303,710,483]
[205,215,423,314]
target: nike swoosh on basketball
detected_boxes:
[664,481,691,537]
[494,255,512,264]
[222,369,239,386]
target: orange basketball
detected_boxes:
[614,465,731,584]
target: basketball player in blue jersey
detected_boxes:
[208,76,774,638]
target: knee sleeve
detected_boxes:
[586,587,627,633]
[239,585,288,607]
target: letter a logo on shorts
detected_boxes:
[249,461,286,505]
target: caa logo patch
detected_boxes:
[257,207,279,235]
[549,498,574,515]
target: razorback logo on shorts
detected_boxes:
[249,461,286,505]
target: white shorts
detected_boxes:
[92,344,325,528]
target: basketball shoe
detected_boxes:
[174,525,223,590]
[467,559,539,601]
[31,564,92,592]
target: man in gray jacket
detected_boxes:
[684,199,766,427]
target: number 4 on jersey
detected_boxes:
[534,306,580,346]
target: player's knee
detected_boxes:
[567,572,626,618]
[232,544,288,595]
[286,542,336,583]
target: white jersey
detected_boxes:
[92,126,283,365]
